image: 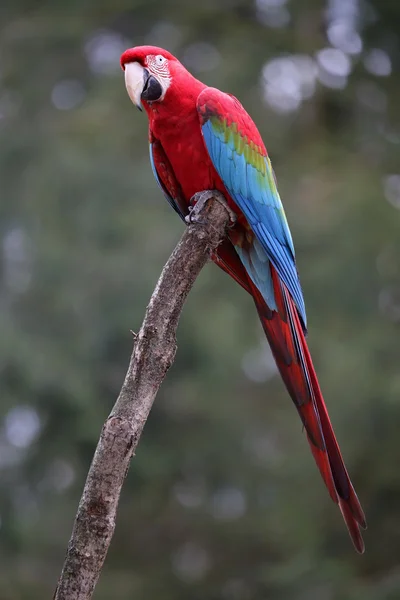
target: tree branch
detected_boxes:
[53,192,231,600]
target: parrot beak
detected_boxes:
[124,62,146,111]
[124,62,164,111]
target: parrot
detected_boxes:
[120,45,366,552]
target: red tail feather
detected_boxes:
[213,244,366,552]
[249,269,366,552]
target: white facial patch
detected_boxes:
[146,54,171,100]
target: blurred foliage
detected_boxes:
[0,0,400,598]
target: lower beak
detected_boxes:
[124,62,164,111]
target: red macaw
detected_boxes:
[120,45,366,552]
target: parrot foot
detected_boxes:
[185,190,237,226]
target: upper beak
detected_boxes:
[124,62,164,111]
[124,62,147,111]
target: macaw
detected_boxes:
[120,45,366,552]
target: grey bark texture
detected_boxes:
[53,192,231,600]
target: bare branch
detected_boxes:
[53,192,231,600]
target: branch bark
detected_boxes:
[53,192,231,600]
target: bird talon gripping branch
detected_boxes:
[184,204,206,226]
[185,190,236,227]
[121,44,366,553]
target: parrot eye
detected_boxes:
[155,55,166,65]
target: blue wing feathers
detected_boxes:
[257,222,305,321]
[199,104,307,328]
[226,145,234,161]
[235,243,277,312]
[210,130,218,164]
[247,164,260,205]
[233,153,246,197]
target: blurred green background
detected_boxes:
[1,0,400,598]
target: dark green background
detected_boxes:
[1,0,399,598]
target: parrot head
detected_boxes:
[120,45,198,112]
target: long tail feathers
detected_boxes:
[213,243,366,552]
[249,268,366,553]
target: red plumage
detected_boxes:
[215,240,366,552]
[121,46,366,552]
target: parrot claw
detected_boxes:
[184,205,198,224]
[185,190,237,226]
